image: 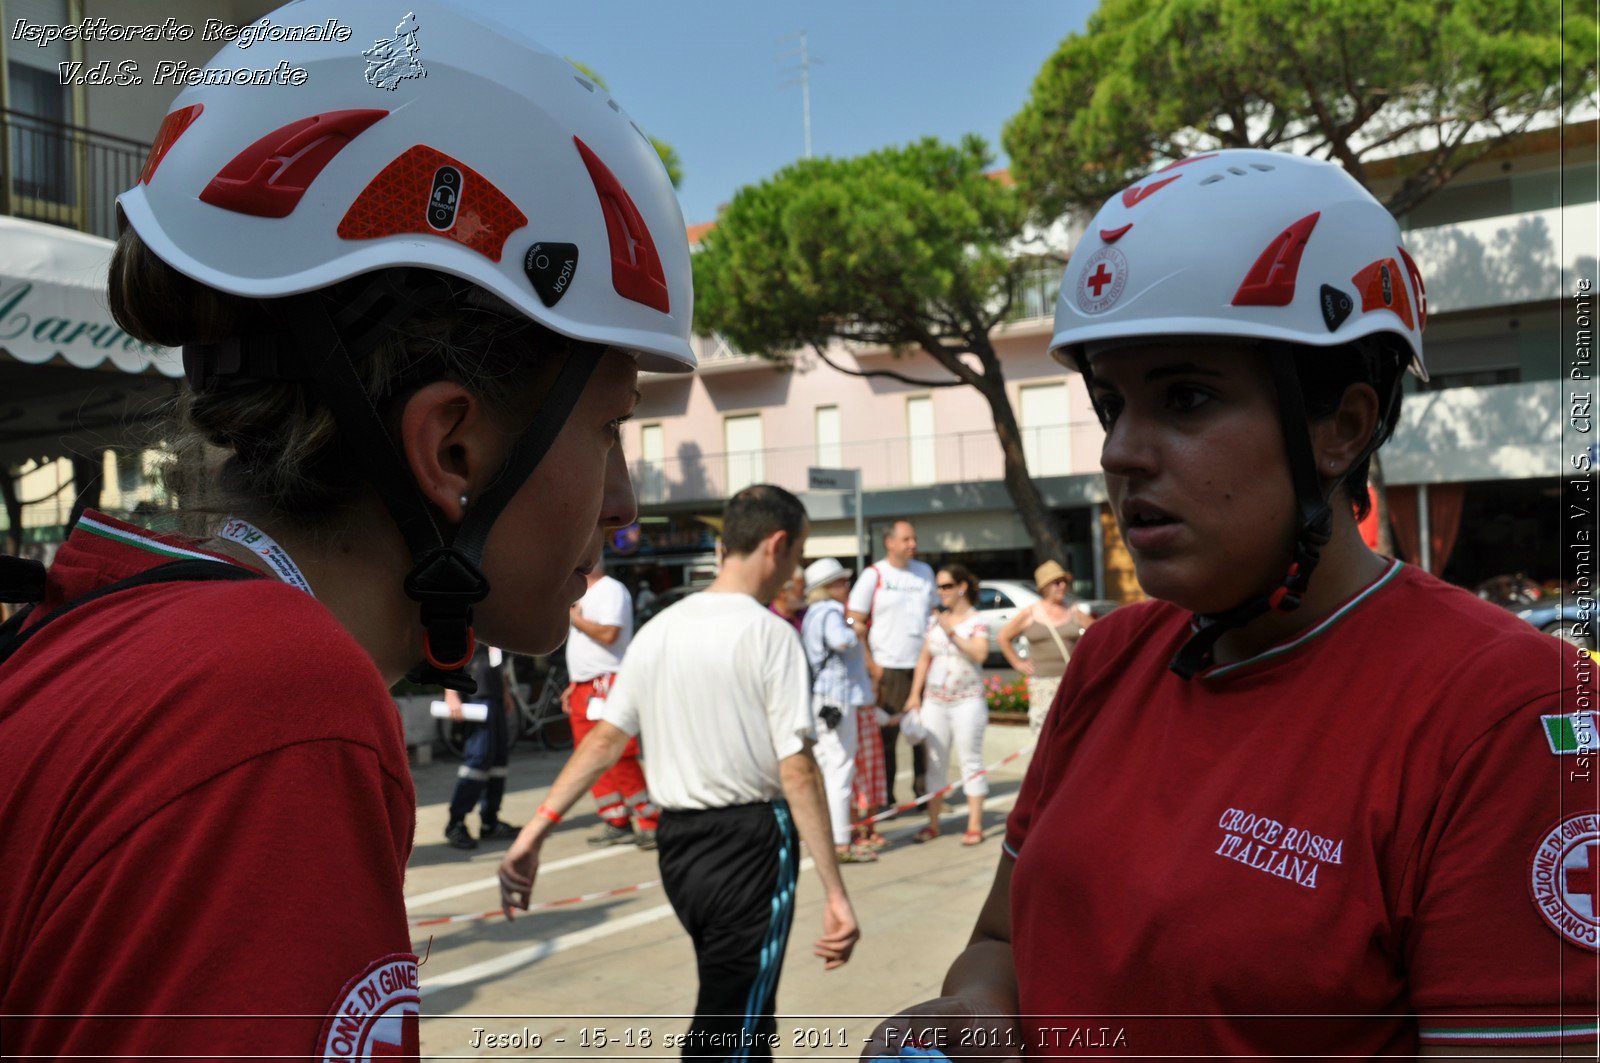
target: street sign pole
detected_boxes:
[806,466,865,576]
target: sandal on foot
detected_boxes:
[961,830,985,846]
[859,833,888,851]
[912,825,940,844]
[836,845,878,864]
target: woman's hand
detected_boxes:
[1012,659,1036,677]
[858,997,1024,1063]
[902,692,921,713]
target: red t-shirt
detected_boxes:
[1006,561,1598,1056]
[0,512,419,1060]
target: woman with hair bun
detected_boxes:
[0,2,694,1058]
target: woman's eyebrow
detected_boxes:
[1144,362,1226,382]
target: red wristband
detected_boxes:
[535,804,561,825]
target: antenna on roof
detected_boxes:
[778,30,820,159]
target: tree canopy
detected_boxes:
[1003,0,1597,219]
[694,136,1069,564]
[695,135,1032,361]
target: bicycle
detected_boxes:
[434,652,573,758]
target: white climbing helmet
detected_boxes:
[117,0,694,373]
[1049,148,1426,379]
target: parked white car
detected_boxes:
[976,579,1042,664]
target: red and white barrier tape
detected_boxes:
[409,879,660,928]
[410,744,1034,929]
[860,742,1035,826]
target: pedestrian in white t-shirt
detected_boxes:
[501,485,859,1059]
[847,519,939,805]
[565,561,658,847]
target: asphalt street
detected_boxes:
[404,722,1037,1060]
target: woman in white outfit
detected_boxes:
[904,564,990,846]
[800,558,877,863]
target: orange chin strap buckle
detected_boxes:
[423,625,476,671]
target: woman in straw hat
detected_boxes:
[995,560,1095,734]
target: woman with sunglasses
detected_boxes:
[903,564,991,846]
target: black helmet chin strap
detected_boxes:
[1168,341,1403,679]
[185,272,602,693]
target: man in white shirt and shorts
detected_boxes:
[566,558,659,848]
[848,520,939,806]
[500,485,859,1059]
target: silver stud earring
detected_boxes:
[459,494,470,509]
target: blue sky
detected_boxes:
[463,2,1096,224]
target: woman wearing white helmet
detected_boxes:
[0,3,692,1058]
[863,151,1595,1057]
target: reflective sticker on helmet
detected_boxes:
[1397,246,1428,330]
[573,136,670,314]
[338,145,527,262]
[524,242,580,308]
[1154,153,1218,174]
[1319,285,1354,332]
[1120,174,1182,209]
[200,109,389,219]
[139,104,203,186]
[1075,247,1129,315]
[1232,212,1320,307]
[1351,257,1415,330]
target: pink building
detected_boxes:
[617,262,1116,596]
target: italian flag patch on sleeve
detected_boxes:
[1540,712,1598,755]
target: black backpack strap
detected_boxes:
[0,559,264,670]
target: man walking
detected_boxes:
[848,519,939,804]
[500,485,858,1060]
[566,558,659,849]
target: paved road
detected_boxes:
[405,723,1036,1060]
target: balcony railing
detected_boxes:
[2,109,150,239]
[1003,267,1061,324]
[629,421,1091,506]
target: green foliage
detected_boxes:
[1003,0,1598,219]
[568,59,684,189]
[694,135,1033,357]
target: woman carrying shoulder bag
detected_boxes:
[997,560,1095,735]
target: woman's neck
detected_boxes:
[1211,518,1389,666]
[206,504,421,685]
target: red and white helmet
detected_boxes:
[1050,149,1426,379]
[118,0,694,373]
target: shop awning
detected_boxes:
[0,216,181,466]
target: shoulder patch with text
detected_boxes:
[1530,814,1600,951]
[318,953,420,1061]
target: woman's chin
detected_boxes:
[476,614,569,658]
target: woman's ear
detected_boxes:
[399,381,495,522]
[1313,382,1381,482]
